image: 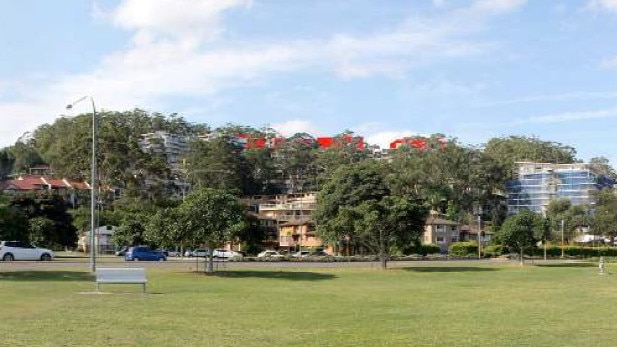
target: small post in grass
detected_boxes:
[599,257,606,276]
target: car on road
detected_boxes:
[212,249,243,260]
[115,246,128,256]
[124,246,167,261]
[0,240,54,261]
[257,250,284,259]
[186,249,210,257]
[291,251,311,258]
[160,249,181,257]
[309,250,330,257]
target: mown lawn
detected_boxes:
[0,261,616,347]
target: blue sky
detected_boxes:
[2,0,617,163]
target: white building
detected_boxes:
[139,131,189,167]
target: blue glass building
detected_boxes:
[506,162,614,215]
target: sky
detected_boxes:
[2,0,617,163]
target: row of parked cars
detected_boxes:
[184,249,244,259]
[118,247,329,261]
[257,250,330,258]
[0,240,330,262]
[117,247,245,261]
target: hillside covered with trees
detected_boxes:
[0,109,614,256]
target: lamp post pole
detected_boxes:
[67,96,98,272]
[477,214,482,260]
[560,219,565,258]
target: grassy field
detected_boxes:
[1,261,616,347]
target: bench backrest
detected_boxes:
[96,267,146,282]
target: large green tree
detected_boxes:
[314,161,428,269]
[591,189,617,242]
[0,195,29,242]
[483,136,577,175]
[180,188,247,273]
[143,207,190,253]
[272,132,319,193]
[498,210,545,265]
[7,195,77,249]
[183,136,255,195]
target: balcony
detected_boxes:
[259,202,317,211]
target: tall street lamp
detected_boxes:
[66,96,98,273]
[560,219,565,258]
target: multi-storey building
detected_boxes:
[139,131,189,168]
[506,162,614,215]
[423,216,461,253]
[244,193,320,251]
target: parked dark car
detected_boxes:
[125,247,167,261]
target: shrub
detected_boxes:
[449,242,478,256]
[483,245,503,257]
[405,243,441,256]
[492,245,617,258]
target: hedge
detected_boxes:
[483,245,617,258]
[449,242,478,256]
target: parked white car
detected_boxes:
[0,241,54,261]
[186,249,210,257]
[257,250,284,259]
[212,249,243,259]
[291,251,311,258]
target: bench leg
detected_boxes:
[96,282,100,292]
[142,283,146,293]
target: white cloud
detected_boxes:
[478,90,617,106]
[112,0,251,42]
[55,0,518,105]
[514,108,617,125]
[0,0,528,147]
[471,0,527,14]
[271,120,321,137]
[601,55,617,69]
[587,0,617,13]
[364,130,430,149]
[432,0,447,7]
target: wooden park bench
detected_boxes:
[95,267,147,293]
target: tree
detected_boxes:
[180,188,246,273]
[546,198,575,240]
[109,196,160,247]
[314,161,428,269]
[589,156,617,181]
[483,136,577,175]
[0,195,29,242]
[313,131,370,190]
[272,132,318,193]
[9,194,77,249]
[183,136,255,195]
[351,196,428,268]
[144,207,190,252]
[28,217,55,247]
[591,189,617,242]
[498,210,544,265]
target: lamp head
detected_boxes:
[65,104,73,110]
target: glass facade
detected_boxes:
[506,162,614,214]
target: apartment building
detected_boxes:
[139,131,189,168]
[244,192,322,250]
[506,162,614,215]
[423,216,461,252]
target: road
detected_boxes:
[0,256,577,272]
